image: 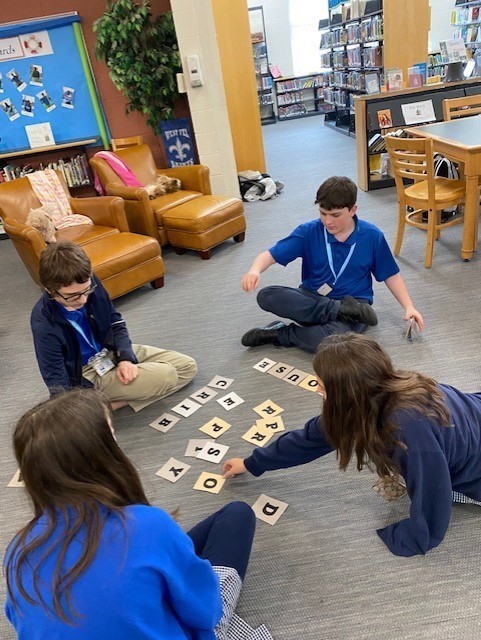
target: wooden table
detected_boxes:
[406,117,481,260]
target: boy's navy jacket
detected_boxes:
[244,384,481,557]
[31,276,137,394]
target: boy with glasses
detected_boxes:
[31,241,197,411]
[241,176,424,353]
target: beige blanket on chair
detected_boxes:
[27,169,93,229]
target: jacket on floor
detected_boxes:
[30,276,137,394]
[244,384,481,557]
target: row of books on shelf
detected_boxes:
[322,87,355,109]
[257,76,273,90]
[277,92,308,106]
[330,70,374,91]
[0,154,91,187]
[451,6,480,26]
[368,129,407,154]
[452,25,481,44]
[255,59,269,75]
[321,16,383,48]
[258,94,274,106]
[275,77,319,92]
[331,45,382,69]
[428,52,447,68]
[278,104,308,119]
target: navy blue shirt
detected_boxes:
[244,384,481,557]
[268,217,399,303]
[56,304,99,366]
[31,276,137,395]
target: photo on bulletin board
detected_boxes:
[0,14,109,154]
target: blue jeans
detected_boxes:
[257,285,366,353]
[187,502,256,580]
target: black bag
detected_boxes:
[433,153,459,218]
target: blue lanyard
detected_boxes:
[67,318,99,352]
[324,225,356,285]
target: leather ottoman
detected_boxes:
[161,195,246,259]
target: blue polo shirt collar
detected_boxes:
[324,215,359,246]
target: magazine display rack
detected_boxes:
[355,78,481,191]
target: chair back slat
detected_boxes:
[386,135,436,202]
[443,95,481,121]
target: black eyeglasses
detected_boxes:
[56,282,97,303]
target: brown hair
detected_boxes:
[39,240,92,292]
[4,388,149,622]
[313,333,450,476]
[315,176,357,210]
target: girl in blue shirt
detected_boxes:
[224,333,481,557]
[4,389,263,640]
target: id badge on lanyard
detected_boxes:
[88,348,115,377]
[318,225,356,294]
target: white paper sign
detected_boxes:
[439,38,467,64]
[25,122,55,148]
[401,100,436,125]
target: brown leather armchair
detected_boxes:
[0,173,166,299]
[90,144,246,259]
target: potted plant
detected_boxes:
[93,0,181,128]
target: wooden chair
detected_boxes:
[111,135,143,151]
[386,136,466,268]
[442,95,481,121]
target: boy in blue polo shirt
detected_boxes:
[241,176,424,353]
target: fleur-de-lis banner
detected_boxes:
[159,117,195,167]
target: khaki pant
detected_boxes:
[83,344,197,412]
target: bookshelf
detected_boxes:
[0,139,97,198]
[273,73,334,121]
[354,77,481,191]
[451,1,481,70]
[248,6,276,126]
[319,0,430,137]
[428,52,448,79]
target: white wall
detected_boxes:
[429,0,455,53]
[247,0,294,77]
[171,0,240,199]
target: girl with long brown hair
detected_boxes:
[223,333,481,557]
[3,388,266,640]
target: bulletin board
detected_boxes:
[0,13,109,154]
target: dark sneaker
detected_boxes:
[241,321,287,347]
[338,296,378,326]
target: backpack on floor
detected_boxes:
[433,153,459,216]
[238,173,280,202]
